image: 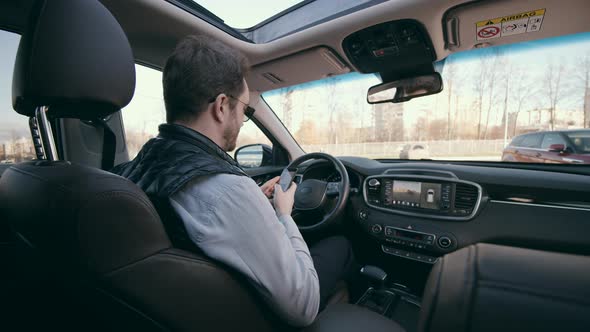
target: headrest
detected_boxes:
[12,0,135,120]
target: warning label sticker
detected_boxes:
[476,9,545,41]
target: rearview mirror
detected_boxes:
[367,73,443,104]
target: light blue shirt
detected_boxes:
[169,173,320,327]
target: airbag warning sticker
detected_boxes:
[476,9,545,41]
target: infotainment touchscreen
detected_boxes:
[387,180,442,210]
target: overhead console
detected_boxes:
[342,19,436,80]
[363,170,483,221]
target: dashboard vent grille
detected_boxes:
[454,184,478,209]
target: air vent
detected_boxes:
[261,72,283,85]
[454,184,478,209]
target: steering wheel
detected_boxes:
[285,152,350,232]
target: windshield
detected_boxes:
[263,32,590,164]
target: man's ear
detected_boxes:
[211,93,229,123]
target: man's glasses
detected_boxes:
[208,94,256,122]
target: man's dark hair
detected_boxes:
[163,35,249,123]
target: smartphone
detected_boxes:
[279,168,295,192]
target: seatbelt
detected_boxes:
[93,118,116,170]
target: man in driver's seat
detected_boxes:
[112,35,355,327]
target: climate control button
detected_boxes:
[371,224,383,234]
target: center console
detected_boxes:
[358,170,485,264]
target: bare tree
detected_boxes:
[545,60,565,131]
[510,68,537,136]
[473,49,495,139]
[482,48,503,139]
[443,58,457,140]
[281,86,295,130]
[576,54,590,128]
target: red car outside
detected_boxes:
[502,130,590,164]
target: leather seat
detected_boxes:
[0,1,405,331]
[418,243,590,332]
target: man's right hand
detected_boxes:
[273,183,297,216]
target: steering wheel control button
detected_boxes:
[371,224,383,234]
[438,236,452,248]
[326,182,340,195]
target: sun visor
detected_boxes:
[444,0,590,52]
[247,47,350,92]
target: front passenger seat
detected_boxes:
[419,243,590,332]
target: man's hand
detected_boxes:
[274,183,297,216]
[260,176,280,198]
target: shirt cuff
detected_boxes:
[277,213,294,225]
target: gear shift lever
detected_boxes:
[357,266,393,315]
[360,265,387,290]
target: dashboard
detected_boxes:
[300,158,590,266]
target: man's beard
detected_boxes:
[223,123,240,152]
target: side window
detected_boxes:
[0,30,34,164]
[230,121,273,157]
[121,65,166,159]
[510,135,525,147]
[521,134,542,148]
[121,66,272,162]
[541,133,566,149]
[230,120,274,168]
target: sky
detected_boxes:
[195,0,302,28]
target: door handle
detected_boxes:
[535,153,542,157]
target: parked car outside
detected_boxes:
[502,130,590,164]
[399,144,430,160]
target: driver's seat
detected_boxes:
[0,0,280,330]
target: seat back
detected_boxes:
[418,243,590,332]
[1,161,277,331]
[0,0,278,330]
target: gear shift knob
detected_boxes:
[360,265,387,289]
